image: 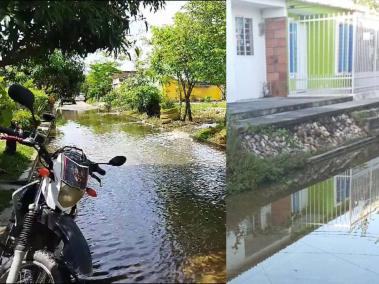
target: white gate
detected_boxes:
[353,15,379,95]
[288,13,379,96]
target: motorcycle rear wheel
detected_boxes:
[0,250,70,283]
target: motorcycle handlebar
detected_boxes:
[95,165,106,176]
[0,126,20,137]
[91,164,106,176]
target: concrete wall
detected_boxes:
[162,80,223,101]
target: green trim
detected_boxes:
[288,0,351,17]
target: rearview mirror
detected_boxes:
[108,156,126,166]
[8,84,35,113]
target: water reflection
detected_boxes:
[52,110,226,283]
[227,155,379,283]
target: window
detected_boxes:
[289,22,298,75]
[337,23,353,73]
[236,17,253,56]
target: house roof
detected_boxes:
[111,71,136,80]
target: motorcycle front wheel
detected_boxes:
[0,250,70,283]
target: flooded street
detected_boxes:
[52,110,226,283]
[227,146,379,283]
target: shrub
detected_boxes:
[161,98,176,110]
[204,96,212,103]
[23,79,49,115]
[32,88,49,115]
[12,109,35,130]
[103,90,119,111]
[120,84,161,117]
[0,77,15,127]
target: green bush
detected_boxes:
[161,98,176,110]
[33,88,49,115]
[103,90,119,111]
[12,109,35,130]
[0,79,47,130]
[120,85,161,117]
[23,80,49,115]
[0,77,15,127]
[204,96,212,103]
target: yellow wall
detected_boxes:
[163,80,223,101]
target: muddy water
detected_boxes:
[52,110,226,283]
[227,151,379,284]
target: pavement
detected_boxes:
[58,101,98,111]
[235,97,379,130]
[228,96,353,120]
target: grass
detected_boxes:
[0,141,35,181]
[226,128,308,195]
[193,124,226,148]
[179,101,226,124]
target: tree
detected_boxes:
[356,0,379,10]
[0,77,15,127]
[117,64,161,116]
[0,0,164,68]
[150,1,226,121]
[83,62,120,101]
[183,1,226,99]
[31,51,85,99]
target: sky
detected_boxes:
[84,1,186,73]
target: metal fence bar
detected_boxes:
[289,12,379,96]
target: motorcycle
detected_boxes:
[0,84,126,283]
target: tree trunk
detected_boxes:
[179,79,194,122]
[217,85,225,100]
[184,94,192,122]
[178,85,183,119]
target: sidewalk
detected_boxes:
[235,97,379,130]
[58,101,98,111]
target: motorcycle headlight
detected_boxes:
[58,184,84,208]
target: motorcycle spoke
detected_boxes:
[35,270,50,283]
[18,268,33,283]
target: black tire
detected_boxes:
[0,250,70,283]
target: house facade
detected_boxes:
[227,0,287,102]
[227,0,379,102]
[111,71,136,89]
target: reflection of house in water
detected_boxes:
[227,156,379,278]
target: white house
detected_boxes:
[227,0,379,102]
[227,0,287,102]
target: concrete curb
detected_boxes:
[237,98,379,131]
[307,136,378,163]
[229,96,353,120]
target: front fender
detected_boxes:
[52,215,93,277]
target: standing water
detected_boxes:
[51,110,226,283]
[227,148,379,284]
